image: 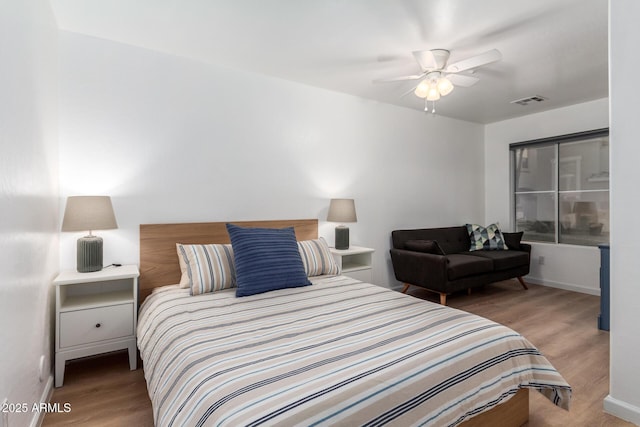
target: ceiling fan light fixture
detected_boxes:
[426,86,441,101]
[414,79,430,98]
[437,77,454,96]
[375,48,502,112]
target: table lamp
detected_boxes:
[61,196,118,272]
[327,198,357,250]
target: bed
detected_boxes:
[138,219,571,426]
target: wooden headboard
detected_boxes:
[139,219,318,302]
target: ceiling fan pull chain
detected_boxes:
[424,100,437,114]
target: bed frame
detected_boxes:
[138,218,528,427]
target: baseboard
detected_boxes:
[604,395,640,425]
[524,276,600,296]
[30,375,54,427]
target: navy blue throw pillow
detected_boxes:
[226,224,311,297]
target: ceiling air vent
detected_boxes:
[510,95,547,106]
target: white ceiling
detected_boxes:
[49,0,609,124]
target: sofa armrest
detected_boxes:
[520,243,532,254]
[389,248,448,288]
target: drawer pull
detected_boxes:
[95,323,101,328]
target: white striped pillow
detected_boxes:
[176,243,235,295]
[298,237,340,277]
[177,244,190,288]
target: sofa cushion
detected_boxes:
[404,239,446,255]
[466,223,508,251]
[466,250,529,271]
[503,232,524,251]
[446,254,494,281]
[392,227,469,254]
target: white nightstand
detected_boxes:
[330,246,375,283]
[53,265,139,387]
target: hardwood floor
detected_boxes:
[44,280,632,427]
[43,352,153,427]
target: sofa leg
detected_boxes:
[517,277,529,290]
[440,293,447,305]
[401,283,410,294]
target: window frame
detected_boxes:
[509,128,609,246]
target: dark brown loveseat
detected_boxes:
[390,226,531,305]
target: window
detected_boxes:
[511,129,609,246]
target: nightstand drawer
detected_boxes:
[59,303,134,348]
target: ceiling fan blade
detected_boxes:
[400,84,419,98]
[447,73,480,87]
[445,49,502,73]
[373,74,425,83]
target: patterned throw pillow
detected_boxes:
[176,243,236,295]
[466,223,509,251]
[298,237,340,277]
[226,224,312,297]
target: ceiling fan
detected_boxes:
[374,48,502,112]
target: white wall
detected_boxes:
[0,1,59,426]
[484,98,609,295]
[605,1,640,423]
[58,32,485,289]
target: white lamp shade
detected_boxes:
[61,196,118,232]
[426,86,441,101]
[327,199,357,223]
[414,80,430,98]
[437,77,454,96]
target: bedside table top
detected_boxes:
[54,265,139,285]
[329,246,375,255]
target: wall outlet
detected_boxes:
[538,255,545,265]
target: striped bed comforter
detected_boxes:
[137,275,571,427]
